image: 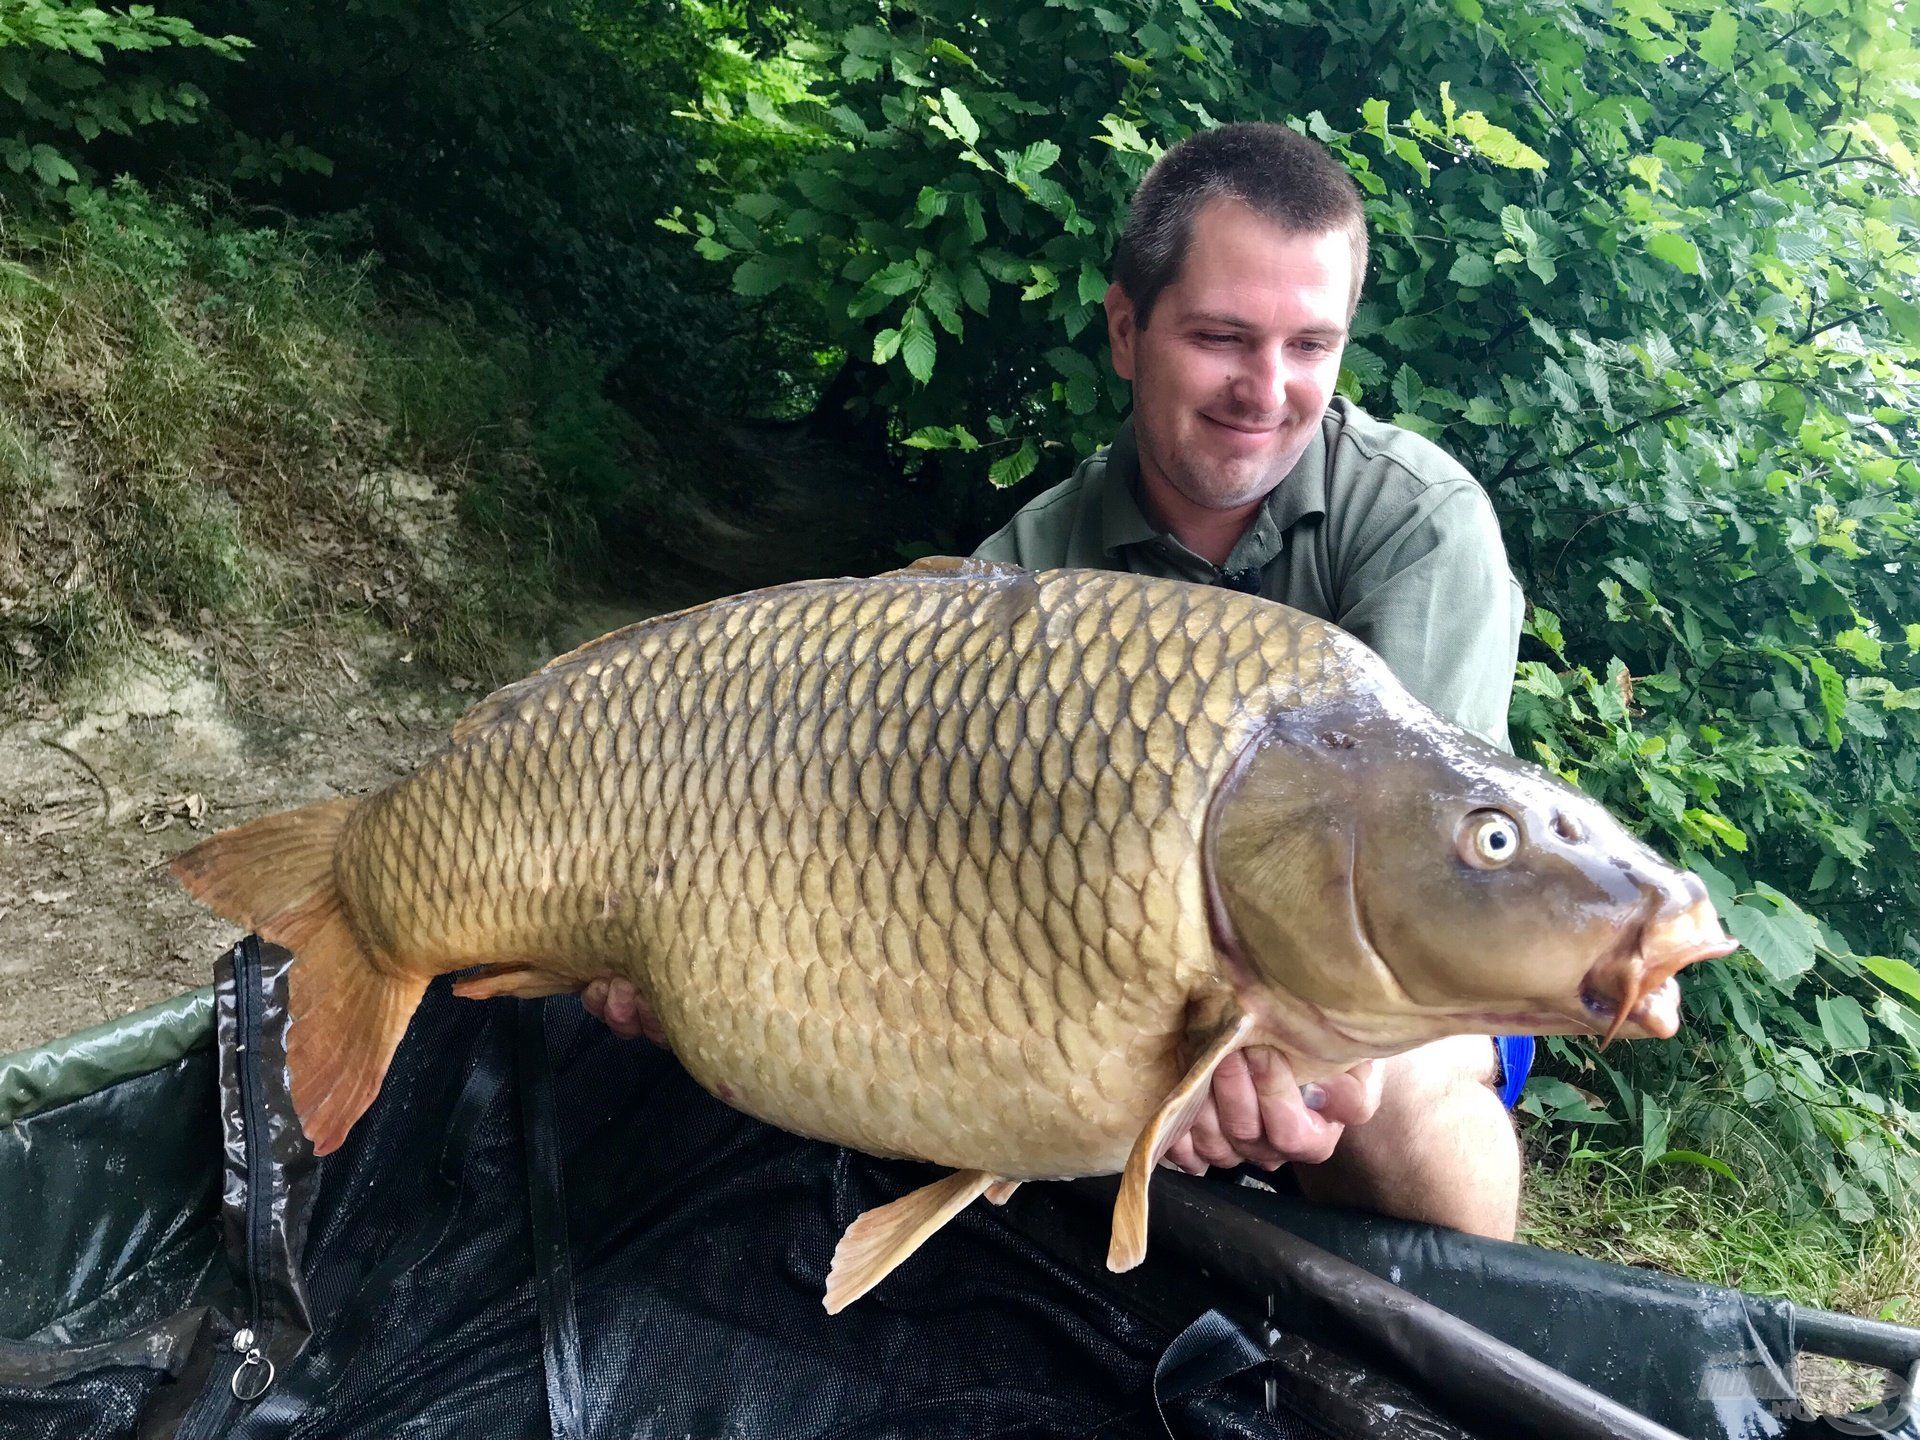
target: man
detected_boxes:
[591,122,1529,1239]
[967,122,1529,1240]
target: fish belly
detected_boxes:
[338,567,1356,1178]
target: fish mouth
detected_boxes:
[1578,896,1738,1044]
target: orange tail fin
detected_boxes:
[171,799,427,1156]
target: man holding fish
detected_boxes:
[588,123,1531,1242]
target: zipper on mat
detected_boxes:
[175,935,277,1435]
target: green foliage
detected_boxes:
[110,0,817,409]
[681,0,1920,1215]
[0,0,244,196]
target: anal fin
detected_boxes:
[450,962,581,1001]
[824,1170,1002,1313]
[1107,1011,1255,1273]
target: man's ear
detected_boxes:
[1105,281,1138,382]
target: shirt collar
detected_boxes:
[1097,413,1331,568]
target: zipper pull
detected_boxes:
[229,1327,276,1403]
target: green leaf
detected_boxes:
[1645,232,1701,275]
[1725,900,1815,990]
[1862,955,1920,1007]
[902,425,980,451]
[1648,1149,1741,1184]
[1452,111,1548,170]
[1392,363,1425,413]
[988,437,1039,487]
[1518,1076,1615,1124]
[900,306,937,383]
[1639,1094,1670,1164]
[1834,628,1883,669]
[731,255,785,298]
[1816,994,1870,1052]
[871,327,902,364]
[1096,113,1150,154]
[1449,251,1495,287]
[29,144,76,187]
[1877,996,1920,1056]
[939,87,979,147]
[1685,808,1747,852]
[1696,11,1737,68]
[1626,154,1663,189]
[1807,654,1846,748]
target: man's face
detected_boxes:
[1108,200,1354,514]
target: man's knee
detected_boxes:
[1364,1035,1501,1142]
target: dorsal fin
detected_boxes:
[874,555,1029,580]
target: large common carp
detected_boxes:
[174,558,1734,1311]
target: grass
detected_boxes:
[0,179,634,698]
[1522,1140,1918,1322]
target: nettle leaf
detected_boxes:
[1726,899,1816,991]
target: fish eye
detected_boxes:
[1460,810,1521,869]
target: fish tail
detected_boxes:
[171,798,427,1156]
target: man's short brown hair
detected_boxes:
[1112,122,1369,328]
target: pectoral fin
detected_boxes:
[824,1169,1002,1314]
[1107,1011,1256,1273]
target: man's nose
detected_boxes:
[1234,345,1292,415]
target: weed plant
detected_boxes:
[0,180,634,694]
[1523,1138,1917,1323]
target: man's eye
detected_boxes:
[1195,333,1236,345]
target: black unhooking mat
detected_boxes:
[2,936,1916,1440]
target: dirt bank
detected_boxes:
[0,412,900,1055]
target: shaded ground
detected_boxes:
[0,418,897,1054]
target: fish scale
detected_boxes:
[175,558,1739,1307]
[324,566,1329,1176]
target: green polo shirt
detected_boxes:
[973,398,1523,749]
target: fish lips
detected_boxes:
[1575,897,1738,1044]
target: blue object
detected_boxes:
[1494,1034,1536,1110]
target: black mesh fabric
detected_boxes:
[0,1367,162,1440]
[16,954,1910,1440]
[229,984,1445,1440]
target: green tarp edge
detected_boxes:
[0,987,215,1127]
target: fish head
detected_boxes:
[1206,689,1737,1054]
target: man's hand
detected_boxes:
[1160,1046,1382,1174]
[580,977,667,1045]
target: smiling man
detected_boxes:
[972,122,1531,1239]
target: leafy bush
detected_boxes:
[680,0,1920,1219]
[0,0,243,194]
